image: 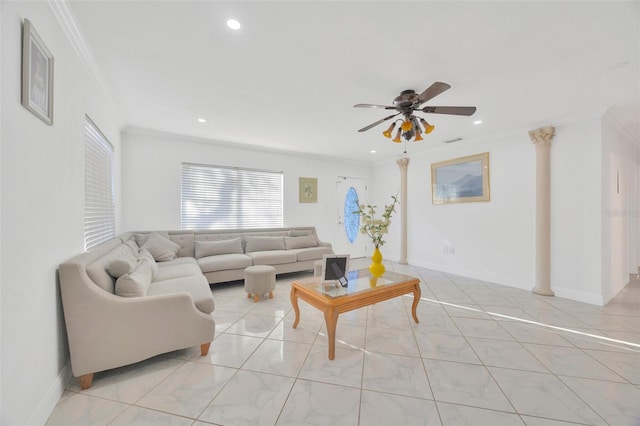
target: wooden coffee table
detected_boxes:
[290,268,421,360]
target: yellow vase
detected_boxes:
[369,247,385,278]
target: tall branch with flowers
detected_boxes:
[354,195,399,249]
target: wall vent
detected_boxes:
[443,137,463,144]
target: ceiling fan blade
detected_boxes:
[358,113,400,132]
[420,106,477,116]
[417,82,451,104]
[354,103,397,110]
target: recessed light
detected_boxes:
[473,120,483,125]
[197,118,206,123]
[226,19,241,30]
[370,150,377,154]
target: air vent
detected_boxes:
[443,137,463,144]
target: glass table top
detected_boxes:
[301,268,418,299]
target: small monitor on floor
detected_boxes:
[321,254,350,287]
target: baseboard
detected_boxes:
[28,363,72,425]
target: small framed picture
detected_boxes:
[22,19,54,125]
[299,177,318,203]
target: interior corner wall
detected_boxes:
[370,117,605,305]
[601,110,640,304]
[120,129,371,245]
[1,2,122,424]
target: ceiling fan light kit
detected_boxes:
[355,81,476,150]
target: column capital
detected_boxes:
[396,157,410,170]
[529,126,555,147]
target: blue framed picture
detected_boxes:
[431,152,490,204]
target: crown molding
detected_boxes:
[47,0,118,112]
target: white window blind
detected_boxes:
[181,163,283,229]
[84,116,115,250]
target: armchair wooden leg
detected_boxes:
[79,373,93,390]
[200,342,211,356]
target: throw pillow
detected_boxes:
[115,258,152,297]
[195,238,243,258]
[138,247,159,280]
[142,232,181,262]
[284,235,318,250]
[123,238,139,257]
[133,231,170,248]
[107,257,137,278]
[244,236,285,253]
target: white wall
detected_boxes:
[601,109,640,304]
[0,2,122,424]
[370,117,608,304]
[121,128,371,245]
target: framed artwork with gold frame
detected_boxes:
[431,152,490,204]
[299,177,318,203]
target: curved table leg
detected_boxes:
[324,307,339,360]
[290,286,300,329]
[411,283,421,324]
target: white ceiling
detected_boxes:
[68,1,639,162]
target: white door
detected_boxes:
[335,177,368,258]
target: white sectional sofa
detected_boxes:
[58,227,332,389]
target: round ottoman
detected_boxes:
[314,259,323,277]
[244,265,276,302]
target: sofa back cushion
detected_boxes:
[86,244,139,293]
[115,258,152,297]
[244,236,285,253]
[284,235,318,250]
[195,237,243,258]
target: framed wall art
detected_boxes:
[22,19,54,125]
[431,152,490,204]
[299,177,318,203]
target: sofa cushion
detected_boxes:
[107,257,137,278]
[288,246,334,261]
[197,253,253,273]
[115,258,152,297]
[288,230,311,237]
[147,275,215,314]
[155,261,203,282]
[86,244,139,293]
[284,235,318,250]
[142,232,181,262]
[138,247,159,280]
[195,238,243,258]
[123,238,139,256]
[244,236,285,253]
[246,250,297,265]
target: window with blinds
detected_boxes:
[181,163,283,230]
[84,116,115,250]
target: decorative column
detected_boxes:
[529,126,555,296]
[396,158,409,264]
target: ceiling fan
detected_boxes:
[354,82,476,144]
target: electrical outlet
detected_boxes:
[450,247,455,255]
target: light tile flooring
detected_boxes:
[47,259,640,425]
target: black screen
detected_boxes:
[324,256,347,280]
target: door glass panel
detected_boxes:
[343,187,360,244]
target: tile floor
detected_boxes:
[46,259,640,425]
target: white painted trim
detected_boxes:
[47,0,119,112]
[27,363,72,425]
[123,126,371,167]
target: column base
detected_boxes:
[531,286,554,296]
[398,259,408,265]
